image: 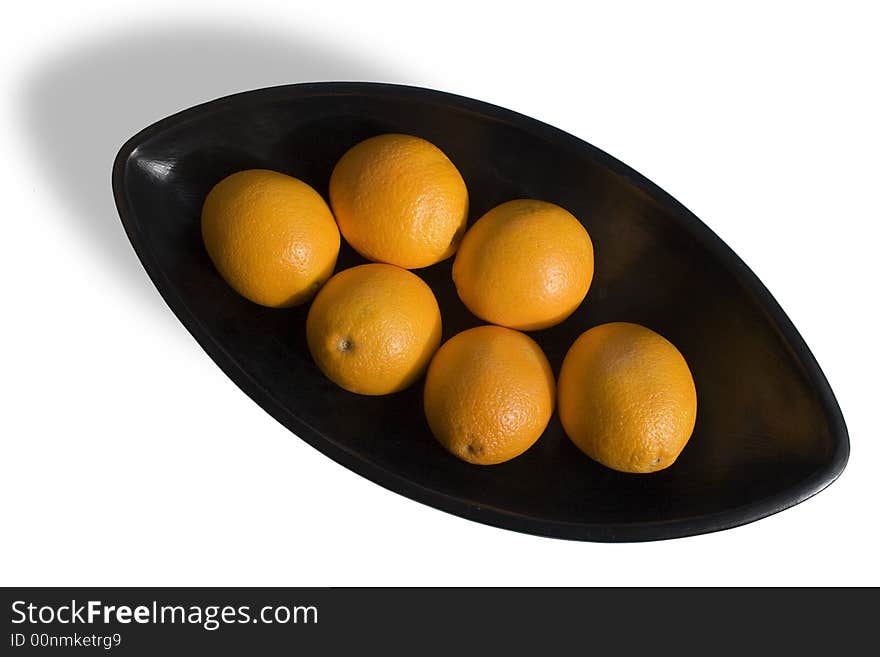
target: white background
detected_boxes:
[2,0,878,586]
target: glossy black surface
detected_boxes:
[112,82,848,541]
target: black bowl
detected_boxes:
[112,82,848,542]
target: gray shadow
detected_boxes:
[17,22,404,304]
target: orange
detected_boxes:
[424,325,555,465]
[329,134,469,269]
[452,199,594,331]
[306,264,442,395]
[201,169,340,308]
[557,322,697,473]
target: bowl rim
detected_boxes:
[111,81,849,542]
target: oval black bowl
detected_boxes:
[112,82,848,542]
